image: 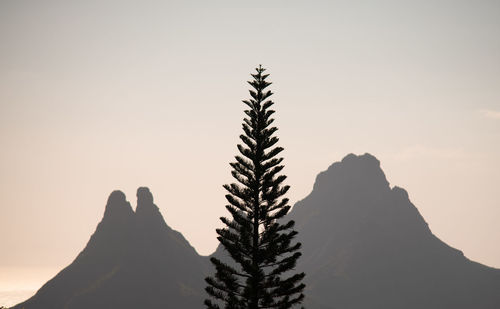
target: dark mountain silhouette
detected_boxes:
[13,154,500,309]
[12,187,208,309]
[287,153,500,309]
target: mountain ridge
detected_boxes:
[12,153,500,309]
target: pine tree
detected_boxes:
[205,65,305,309]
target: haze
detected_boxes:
[1,0,499,304]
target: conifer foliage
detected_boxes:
[205,66,305,309]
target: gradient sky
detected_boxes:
[1,0,499,303]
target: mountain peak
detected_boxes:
[313,153,389,193]
[102,190,134,223]
[342,152,380,165]
[137,186,153,204]
[135,187,162,222]
[108,189,126,202]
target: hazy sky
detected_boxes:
[1,0,499,301]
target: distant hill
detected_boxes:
[13,154,500,309]
[12,187,208,309]
[287,153,500,309]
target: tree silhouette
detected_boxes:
[205,65,305,309]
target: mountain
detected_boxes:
[12,187,208,309]
[288,153,500,309]
[13,154,500,309]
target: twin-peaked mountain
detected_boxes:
[13,154,500,309]
[13,187,207,309]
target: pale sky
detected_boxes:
[1,0,499,302]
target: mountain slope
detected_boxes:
[13,188,208,309]
[288,153,500,309]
